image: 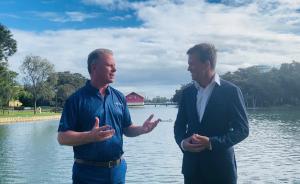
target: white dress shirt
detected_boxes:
[194,73,221,123]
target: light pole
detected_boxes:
[54,88,58,113]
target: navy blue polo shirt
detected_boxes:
[58,80,132,162]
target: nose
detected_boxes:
[188,65,192,72]
[112,65,116,72]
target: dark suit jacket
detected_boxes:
[174,79,249,184]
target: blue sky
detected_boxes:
[1,0,300,98]
[0,0,142,31]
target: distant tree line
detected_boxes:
[145,96,170,103]
[172,61,300,108]
[222,62,300,107]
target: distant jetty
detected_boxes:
[128,102,177,108]
[144,102,177,106]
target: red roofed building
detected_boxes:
[126,92,144,106]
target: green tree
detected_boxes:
[0,23,18,113]
[0,62,18,113]
[54,71,86,106]
[223,67,262,107]
[0,23,17,62]
[18,88,34,107]
[151,96,169,103]
[20,55,55,114]
[171,83,191,103]
[277,61,300,105]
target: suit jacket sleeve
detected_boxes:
[209,86,249,151]
[174,91,188,152]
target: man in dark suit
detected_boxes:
[174,43,249,184]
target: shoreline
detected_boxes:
[0,115,61,125]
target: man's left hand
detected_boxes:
[190,134,211,150]
[142,114,161,134]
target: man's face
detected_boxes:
[91,54,116,85]
[187,54,210,82]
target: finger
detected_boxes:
[98,129,115,137]
[187,143,206,151]
[189,142,204,148]
[193,142,205,148]
[186,141,205,148]
[148,120,159,129]
[97,133,114,141]
[195,134,205,140]
[191,136,200,144]
[94,117,100,128]
[98,125,111,131]
[195,135,209,144]
[184,136,193,143]
[146,114,154,122]
[194,146,207,152]
[152,120,160,128]
[197,135,207,140]
[148,124,156,131]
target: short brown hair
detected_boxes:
[87,48,113,74]
[187,43,217,69]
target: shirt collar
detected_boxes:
[215,73,221,86]
[85,80,111,95]
[193,73,221,91]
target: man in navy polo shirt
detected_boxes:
[57,48,160,184]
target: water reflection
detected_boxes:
[237,108,300,184]
[0,106,299,183]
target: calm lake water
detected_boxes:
[0,105,300,184]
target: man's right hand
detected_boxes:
[182,134,208,152]
[89,117,115,142]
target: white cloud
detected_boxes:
[7,0,300,98]
[82,0,132,9]
[110,14,132,21]
[66,12,100,22]
[33,11,100,22]
[0,13,21,19]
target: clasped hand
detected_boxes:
[182,134,210,152]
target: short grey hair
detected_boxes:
[187,43,217,69]
[87,48,113,74]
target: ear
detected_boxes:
[204,60,211,68]
[91,62,97,73]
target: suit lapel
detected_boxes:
[189,86,200,124]
[200,82,221,124]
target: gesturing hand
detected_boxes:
[89,117,115,142]
[142,114,161,134]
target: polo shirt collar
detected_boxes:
[85,80,111,95]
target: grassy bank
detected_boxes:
[0,110,61,124]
